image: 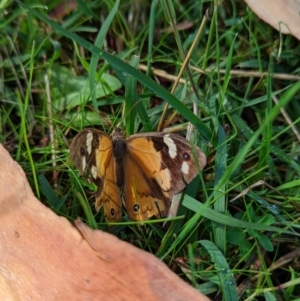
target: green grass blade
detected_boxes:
[199,240,239,301]
[257,68,272,174]
[75,191,97,229]
[146,0,158,78]
[16,41,40,198]
[213,125,228,254]
[89,0,120,111]
[38,174,66,213]
[125,55,139,135]
[75,0,92,18]
[182,195,298,235]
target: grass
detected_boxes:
[1,0,300,300]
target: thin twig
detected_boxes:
[272,95,300,142]
[139,64,300,82]
[44,72,58,189]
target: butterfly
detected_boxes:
[69,129,206,222]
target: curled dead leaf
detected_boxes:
[244,0,300,41]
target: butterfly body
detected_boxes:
[70,129,206,222]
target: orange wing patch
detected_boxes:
[94,134,122,222]
[123,151,169,221]
[126,137,172,191]
[123,136,172,220]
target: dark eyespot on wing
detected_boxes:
[133,203,140,212]
[183,152,190,160]
[110,207,115,217]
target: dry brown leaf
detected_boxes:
[244,0,300,41]
[48,0,77,20]
[0,144,211,301]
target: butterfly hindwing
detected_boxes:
[69,129,122,222]
[123,150,169,221]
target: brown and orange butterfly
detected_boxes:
[70,129,206,222]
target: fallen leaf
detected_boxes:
[244,0,300,41]
[48,0,77,20]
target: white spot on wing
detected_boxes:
[91,165,98,179]
[82,156,86,171]
[181,161,189,174]
[163,135,177,158]
[86,132,93,154]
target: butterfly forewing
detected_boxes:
[70,129,122,222]
[124,133,206,220]
[69,130,99,176]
